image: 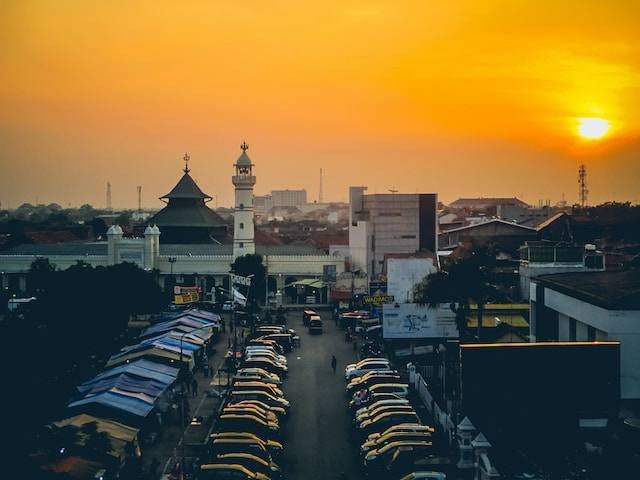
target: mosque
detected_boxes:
[0,144,345,301]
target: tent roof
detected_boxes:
[105,346,190,368]
[78,373,171,397]
[68,391,155,418]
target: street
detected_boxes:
[281,310,363,480]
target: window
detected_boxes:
[239,222,244,229]
[239,203,245,210]
[239,242,244,248]
[400,235,416,239]
[588,325,596,341]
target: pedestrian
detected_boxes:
[191,378,198,397]
[331,355,337,374]
[203,363,210,377]
[149,457,160,479]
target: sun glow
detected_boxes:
[577,117,610,140]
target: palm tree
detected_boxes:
[414,247,499,341]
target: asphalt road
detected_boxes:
[281,310,364,480]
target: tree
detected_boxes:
[230,254,266,306]
[414,247,500,341]
[28,257,57,294]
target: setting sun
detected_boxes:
[578,117,611,140]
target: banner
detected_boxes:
[231,274,252,286]
[174,291,199,305]
[363,294,395,305]
[233,287,247,306]
[174,286,200,295]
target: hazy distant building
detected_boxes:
[438,218,537,252]
[349,187,437,278]
[272,189,307,208]
[449,197,529,211]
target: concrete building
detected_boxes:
[348,187,437,278]
[497,204,566,227]
[232,143,256,259]
[530,270,640,399]
[271,189,307,208]
[519,242,605,300]
[449,197,529,211]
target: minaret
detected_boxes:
[232,142,256,259]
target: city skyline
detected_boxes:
[2,1,639,208]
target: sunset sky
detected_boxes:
[1,1,639,208]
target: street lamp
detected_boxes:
[168,256,177,275]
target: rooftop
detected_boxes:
[535,270,640,310]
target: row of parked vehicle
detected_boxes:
[199,324,297,479]
[344,358,446,480]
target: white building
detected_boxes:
[530,270,640,399]
[232,142,256,259]
[348,187,437,278]
[271,189,307,208]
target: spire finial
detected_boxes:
[183,152,190,173]
[240,141,249,152]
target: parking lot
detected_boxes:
[281,310,363,480]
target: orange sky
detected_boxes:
[1,1,639,208]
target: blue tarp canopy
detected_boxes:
[81,360,178,388]
[78,373,170,397]
[143,318,215,337]
[108,343,194,365]
[161,308,220,324]
[134,335,201,353]
[69,391,155,418]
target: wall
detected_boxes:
[533,284,640,399]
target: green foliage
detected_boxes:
[414,247,501,340]
[5,259,167,465]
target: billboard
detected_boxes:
[382,303,458,339]
[387,258,437,303]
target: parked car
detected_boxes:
[365,423,435,443]
[241,358,288,377]
[346,372,401,396]
[222,406,279,424]
[358,411,421,437]
[232,381,285,398]
[350,393,406,411]
[358,383,410,399]
[355,398,410,417]
[228,400,287,421]
[244,348,288,365]
[233,374,282,387]
[199,463,270,480]
[209,438,272,463]
[258,334,294,353]
[308,316,323,334]
[398,472,446,480]
[345,358,392,381]
[302,309,317,326]
[209,432,284,458]
[356,405,416,426]
[361,431,434,456]
[246,339,285,355]
[214,453,282,480]
[364,441,434,472]
[230,390,290,411]
[215,414,280,440]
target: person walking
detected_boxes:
[331,355,337,374]
[191,378,198,397]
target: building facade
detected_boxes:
[530,271,640,399]
[349,187,437,278]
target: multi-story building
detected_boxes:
[348,187,437,278]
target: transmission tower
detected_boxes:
[578,164,588,207]
[319,168,324,203]
[106,182,112,211]
[137,186,142,212]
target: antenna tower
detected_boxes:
[578,164,588,207]
[137,186,142,212]
[106,182,112,211]
[319,168,324,203]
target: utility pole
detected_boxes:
[319,168,324,203]
[137,186,142,213]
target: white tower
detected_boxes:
[232,142,256,259]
